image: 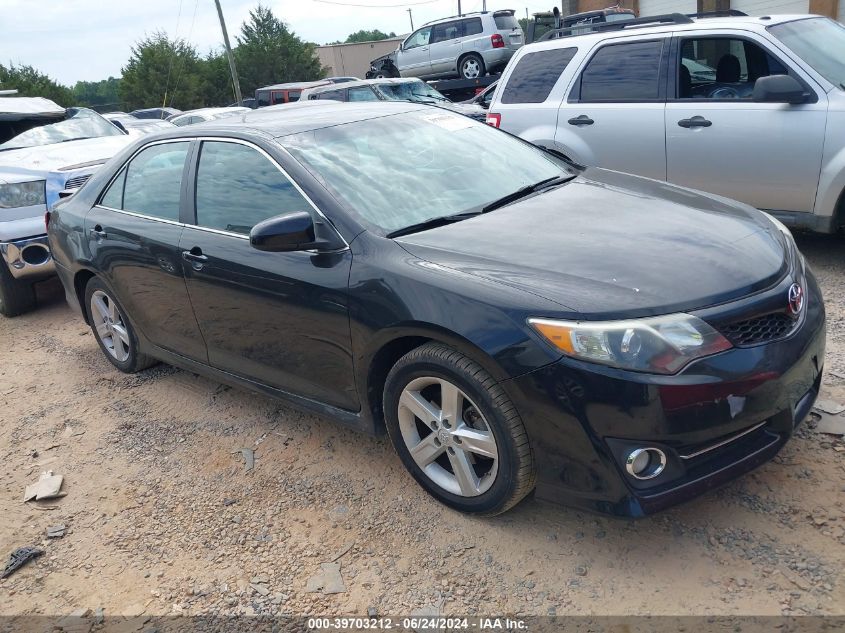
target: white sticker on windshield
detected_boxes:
[422,112,474,131]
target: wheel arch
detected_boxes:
[364,324,510,433]
[456,51,484,76]
[73,267,98,324]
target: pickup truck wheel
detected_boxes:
[84,277,157,373]
[0,263,37,318]
[459,54,485,80]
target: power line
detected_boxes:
[312,0,443,7]
[169,0,200,107]
[161,0,185,109]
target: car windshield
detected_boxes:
[769,18,845,89]
[285,109,571,234]
[0,108,122,152]
[376,82,449,103]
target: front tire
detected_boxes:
[459,54,485,80]
[383,343,535,515]
[0,263,36,318]
[84,277,156,373]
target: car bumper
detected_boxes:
[505,270,826,517]
[1,234,55,280]
[480,48,514,71]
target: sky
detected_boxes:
[0,0,557,85]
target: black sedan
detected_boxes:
[47,102,825,517]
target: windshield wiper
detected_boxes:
[386,211,480,238]
[481,174,575,213]
[60,136,93,143]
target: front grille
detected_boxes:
[64,173,91,190]
[720,312,796,347]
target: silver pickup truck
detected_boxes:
[0,97,131,317]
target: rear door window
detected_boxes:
[578,40,664,102]
[501,47,577,104]
[462,18,483,37]
[348,87,380,102]
[317,89,347,101]
[194,141,311,235]
[109,142,189,221]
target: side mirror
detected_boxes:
[752,75,805,105]
[249,211,343,253]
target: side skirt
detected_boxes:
[148,344,379,436]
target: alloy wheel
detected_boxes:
[90,289,131,362]
[397,376,499,497]
[462,58,481,79]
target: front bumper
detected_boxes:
[1,234,55,280]
[506,270,826,517]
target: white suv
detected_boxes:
[488,13,845,233]
[382,10,523,80]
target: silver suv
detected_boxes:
[383,10,523,80]
[488,12,845,234]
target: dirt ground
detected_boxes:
[0,234,843,622]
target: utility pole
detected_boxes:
[482,0,486,10]
[214,0,243,106]
[458,0,461,16]
[407,7,414,30]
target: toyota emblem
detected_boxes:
[787,282,805,317]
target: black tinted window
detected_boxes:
[462,18,483,37]
[580,40,663,101]
[316,89,346,101]
[195,141,310,235]
[121,142,189,220]
[432,21,460,43]
[501,47,577,104]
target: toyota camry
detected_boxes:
[47,102,825,516]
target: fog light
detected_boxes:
[625,447,666,480]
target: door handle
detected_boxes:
[89,225,107,240]
[568,115,594,126]
[181,248,208,263]
[678,116,712,128]
[182,247,208,271]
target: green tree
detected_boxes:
[72,77,122,111]
[0,63,74,105]
[342,29,396,44]
[198,50,236,107]
[120,32,205,111]
[235,4,326,96]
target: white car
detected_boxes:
[168,107,251,127]
[488,12,845,234]
[0,97,132,316]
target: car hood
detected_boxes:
[0,135,132,184]
[396,168,788,319]
[439,102,486,119]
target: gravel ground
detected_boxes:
[0,233,843,622]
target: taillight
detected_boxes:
[486,112,501,128]
[491,33,505,48]
[45,211,51,231]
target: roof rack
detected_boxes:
[538,13,692,42]
[421,11,488,27]
[686,10,748,18]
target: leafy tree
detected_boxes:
[235,4,325,96]
[120,32,205,111]
[199,50,237,107]
[341,29,396,44]
[73,77,122,110]
[0,63,74,105]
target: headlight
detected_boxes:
[529,313,732,374]
[0,180,46,209]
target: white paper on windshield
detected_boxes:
[421,112,474,131]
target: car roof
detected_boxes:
[0,96,64,118]
[173,106,250,118]
[306,78,422,95]
[530,13,823,47]
[137,101,429,141]
[422,9,513,26]
[256,80,331,91]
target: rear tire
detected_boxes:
[383,342,535,516]
[84,277,157,373]
[459,54,485,80]
[0,263,37,318]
